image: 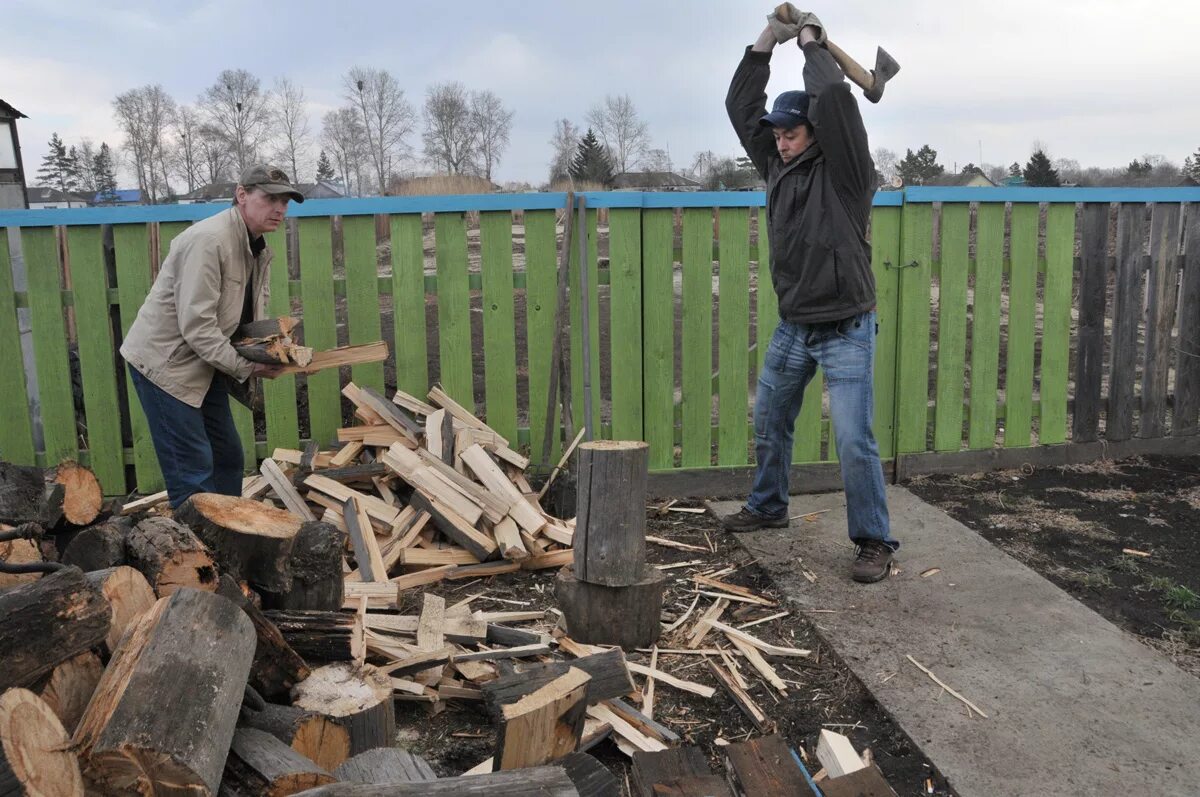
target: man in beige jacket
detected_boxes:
[120,164,303,508]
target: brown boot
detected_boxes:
[852,540,894,583]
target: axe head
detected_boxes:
[863,47,900,104]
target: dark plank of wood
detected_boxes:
[359,386,423,438]
[706,660,773,734]
[301,462,389,485]
[342,497,378,582]
[723,734,813,797]
[406,492,494,563]
[333,748,436,784]
[1073,203,1110,443]
[1107,203,1148,442]
[1140,202,1183,438]
[604,698,680,744]
[817,765,899,797]
[482,648,636,721]
[574,441,648,586]
[1174,205,1200,436]
[486,623,552,648]
[632,747,727,797]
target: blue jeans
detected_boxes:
[128,366,243,509]
[746,312,897,550]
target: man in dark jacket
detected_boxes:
[721,8,898,583]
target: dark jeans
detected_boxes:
[128,366,243,509]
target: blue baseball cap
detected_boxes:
[760,90,810,128]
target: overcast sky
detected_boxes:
[5,0,1200,188]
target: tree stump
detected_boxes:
[73,588,257,796]
[333,749,437,784]
[126,516,218,596]
[291,664,395,757]
[61,518,131,572]
[35,651,105,735]
[85,566,157,655]
[573,441,648,586]
[222,728,335,796]
[261,521,345,612]
[0,566,111,691]
[216,575,311,702]
[0,688,85,797]
[240,702,352,772]
[176,493,302,594]
[555,565,664,651]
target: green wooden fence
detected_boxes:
[1,188,1197,497]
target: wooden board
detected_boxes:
[723,734,812,797]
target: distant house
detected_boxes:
[295,180,345,200]
[27,186,91,209]
[611,171,702,191]
[92,188,142,206]
[923,172,997,188]
[0,98,29,209]
[179,179,345,204]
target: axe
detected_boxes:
[773,5,900,103]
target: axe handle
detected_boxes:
[824,40,876,94]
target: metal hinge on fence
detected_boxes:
[884,259,921,270]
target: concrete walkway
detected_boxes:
[711,487,1200,797]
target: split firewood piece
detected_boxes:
[425,408,454,464]
[460,444,545,534]
[391,565,453,593]
[453,643,553,663]
[602,699,680,745]
[85,565,156,655]
[330,441,365,469]
[74,589,257,796]
[817,729,867,779]
[223,727,336,796]
[391,388,438,417]
[176,493,302,593]
[486,623,552,648]
[446,560,520,580]
[240,702,352,773]
[259,458,317,521]
[270,448,333,470]
[522,548,575,570]
[215,576,311,701]
[35,650,104,735]
[706,620,811,658]
[304,475,399,528]
[723,734,809,797]
[276,341,387,376]
[727,635,789,696]
[0,523,44,588]
[382,445,487,526]
[691,574,777,607]
[572,441,648,586]
[291,664,395,757]
[539,520,574,547]
[379,646,456,677]
[495,667,591,770]
[0,688,85,796]
[633,746,731,797]
[234,316,310,365]
[397,546,478,567]
[407,492,495,563]
[625,662,716,699]
[315,462,389,487]
[125,516,217,597]
[427,386,498,438]
[415,446,510,521]
[585,703,668,754]
[0,459,101,528]
[264,520,346,612]
[355,386,423,441]
[118,489,169,516]
[483,648,636,717]
[262,610,364,664]
[0,566,111,691]
[344,497,388,583]
[685,599,728,650]
[333,748,437,784]
[61,517,132,572]
[706,659,774,734]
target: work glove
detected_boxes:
[767,4,827,45]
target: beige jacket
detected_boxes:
[120,207,271,407]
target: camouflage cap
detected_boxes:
[238,164,304,203]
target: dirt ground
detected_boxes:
[391,502,954,796]
[905,454,1200,678]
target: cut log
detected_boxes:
[73,588,257,796]
[332,749,437,784]
[0,461,65,528]
[495,667,591,771]
[84,565,156,655]
[223,728,336,797]
[0,688,85,797]
[572,441,648,586]
[264,610,364,664]
[52,461,103,526]
[290,751,619,796]
[176,493,302,593]
[216,575,312,701]
[263,521,345,612]
[483,648,636,720]
[632,747,730,797]
[61,518,130,571]
[0,566,111,691]
[723,734,811,797]
[126,516,218,596]
[0,524,44,588]
[35,650,104,735]
[240,702,352,773]
[291,664,395,757]
[555,565,664,651]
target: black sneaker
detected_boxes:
[722,508,789,533]
[852,540,894,583]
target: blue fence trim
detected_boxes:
[2,187,1197,228]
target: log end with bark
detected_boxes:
[61,518,131,572]
[85,565,157,655]
[240,702,352,773]
[34,650,105,736]
[291,664,395,757]
[261,521,346,612]
[126,516,219,597]
[0,688,85,797]
[176,494,302,594]
[0,524,44,589]
[53,461,103,527]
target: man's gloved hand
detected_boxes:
[767,4,827,45]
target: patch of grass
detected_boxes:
[1164,585,1200,612]
[1110,555,1142,575]
[1143,575,1175,593]
[1062,567,1114,590]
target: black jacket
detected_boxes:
[726,43,876,324]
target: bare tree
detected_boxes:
[344,67,416,195]
[470,90,513,182]
[197,123,233,184]
[872,147,898,184]
[689,150,717,182]
[112,84,176,204]
[422,82,476,175]
[171,105,204,193]
[271,78,311,183]
[547,118,579,184]
[642,148,672,173]
[198,69,272,174]
[322,107,368,197]
[73,140,99,194]
[585,94,649,174]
